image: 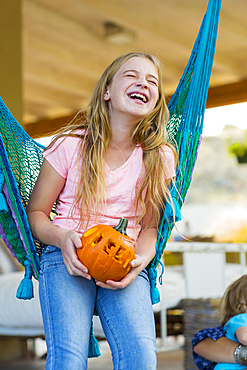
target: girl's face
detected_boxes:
[104,57,159,124]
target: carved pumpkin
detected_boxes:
[77,217,135,282]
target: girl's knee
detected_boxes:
[46,350,88,370]
[115,342,157,370]
[134,345,157,370]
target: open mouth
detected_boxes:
[128,93,148,103]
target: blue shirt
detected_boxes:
[214,314,247,370]
[192,315,247,370]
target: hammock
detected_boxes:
[148,0,223,303]
[0,0,222,354]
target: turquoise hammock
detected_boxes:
[0,0,222,358]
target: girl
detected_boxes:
[27,52,177,370]
[194,275,247,370]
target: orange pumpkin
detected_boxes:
[77,218,135,282]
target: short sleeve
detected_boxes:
[43,135,80,178]
[192,326,225,370]
[224,314,247,342]
[161,145,176,180]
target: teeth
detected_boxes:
[129,93,147,103]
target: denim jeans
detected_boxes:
[39,245,157,370]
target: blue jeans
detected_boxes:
[39,246,157,370]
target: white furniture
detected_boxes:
[0,272,105,340]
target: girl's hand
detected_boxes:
[95,254,143,290]
[58,229,91,280]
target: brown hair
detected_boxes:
[220,274,247,327]
[46,52,177,231]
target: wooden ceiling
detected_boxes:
[22,0,247,137]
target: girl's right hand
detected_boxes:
[58,229,91,280]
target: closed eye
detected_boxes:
[148,80,158,86]
[123,70,137,78]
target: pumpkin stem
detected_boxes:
[113,217,128,235]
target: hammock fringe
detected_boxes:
[88,322,101,358]
[16,259,34,300]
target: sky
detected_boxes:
[36,102,247,146]
[203,101,247,136]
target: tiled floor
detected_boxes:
[0,339,185,370]
[0,350,184,370]
[0,351,184,370]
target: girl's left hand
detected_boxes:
[95,254,143,290]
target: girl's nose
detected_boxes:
[135,77,148,89]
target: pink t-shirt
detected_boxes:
[43,133,175,240]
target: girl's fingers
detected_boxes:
[69,232,83,249]
[95,255,145,290]
[130,255,142,268]
[62,239,91,278]
[96,268,137,290]
[95,281,117,290]
[66,260,91,279]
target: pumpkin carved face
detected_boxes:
[77,218,135,282]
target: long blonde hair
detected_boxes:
[220,274,247,327]
[46,52,177,230]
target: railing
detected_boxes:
[167,241,247,253]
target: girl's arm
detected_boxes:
[236,326,247,345]
[194,337,236,363]
[26,159,90,279]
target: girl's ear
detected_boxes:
[104,88,110,101]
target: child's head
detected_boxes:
[220,274,247,327]
[87,52,169,146]
[91,52,165,107]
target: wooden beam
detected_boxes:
[24,114,76,139]
[25,79,247,139]
[206,79,247,108]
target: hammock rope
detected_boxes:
[148,0,222,302]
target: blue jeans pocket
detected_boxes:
[43,245,61,254]
[40,245,64,273]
